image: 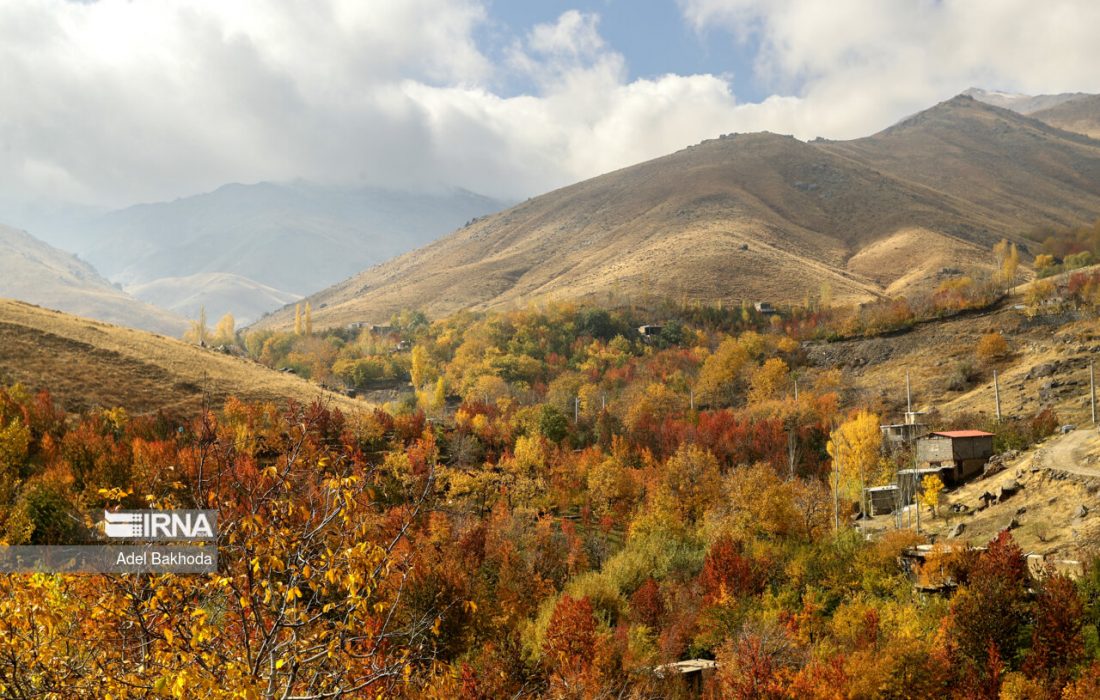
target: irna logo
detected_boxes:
[103,510,217,541]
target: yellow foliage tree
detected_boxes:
[653,444,722,527]
[747,357,790,404]
[181,305,209,345]
[919,473,944,517]
[410,345,437,389]
[827,410,885,510]
[694,337,750,407]
[1025,279,1057,317]
[213,312,235,346]
[975,331,1009,363]
[293,303,302,335]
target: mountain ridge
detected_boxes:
[0,224,186,336]
[253,93,1100,331]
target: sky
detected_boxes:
[3,0,1100,212]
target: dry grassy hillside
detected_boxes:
[0,299,362,415]
[0,223,186,336]
[823,95,1100,234]
[1030,94,1100,140]
[256,95,1100,332]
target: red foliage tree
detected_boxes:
[1024,572,1085,687]
[700,536,768,604]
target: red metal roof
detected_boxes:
[931,430,995,438]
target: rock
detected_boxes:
[1030,363,1056,379]
[997,481,1020,503]
[1061,424,1077,434]
[948,523,966,539]
[1075,505,1090,519]
[1006,517,1020,530]
[1015,506,1027,516]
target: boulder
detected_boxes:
[1075,505,1090,519]
[997,481,1020,502]
[1030,363,1056,379]
[1006,517,1020,530]
[947,523,966,539]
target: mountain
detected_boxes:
[1030,95,1100,140]
[961,87,1087,116]
[0,299,360,415]
[127,272,301,326]
[253,94,1100,330]
[966,87,1100,140]
[821,95,1100,233]
[0,223,186,336]
[68,182,507,321]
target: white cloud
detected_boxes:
[679,0,1100,138]
[2,0,1100,212]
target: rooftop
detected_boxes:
[931,430,995,438]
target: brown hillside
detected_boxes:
[256,95,1100,331]
[1030,94,1100,140]
[0,299,362,415]
[822,95,1100,234]
[0,223,186,336]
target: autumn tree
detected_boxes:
[975,331,1009,363]
[652,444,722,527]
[694,336,751,406]
[212,312,235,346]
[710,621,801,700]
[542,595,600,696]
[1023,572,1085,688]
[919,473,944,518]
[1025,279,1057,317]
[827,410,885,513]
[184,305,209,344]
[748,358,790,404]
[700,536,768,603]
[294,302,303,335]
[950,531,1031,687]
[304,301,313,335]
[994,238,1020,292]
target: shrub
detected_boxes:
[975,332,1009,363]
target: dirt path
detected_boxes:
[1031,427,1100,477]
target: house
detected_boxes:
[880,410,927,448]
[915,430,995,485]
[865,484,899,516]
[753,301,776,314]
[880,422,926,446]
[637,324,663,337]
[654,659,716,694]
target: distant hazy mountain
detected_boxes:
[127,272,301,325]
[962,87,1087,115]
[254,94,1100,330]
[1030,95,1100,140]
[0,224,186,335]
[966,87,1100,140]
[69,182,507,321]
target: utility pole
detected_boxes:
[993,370,1002,422]
[914,447,921,534]
[793,378,799,402]
[1091,361,1096,426]
[906,371,912,414]
[689,389,694,411]
[574,396,580,424]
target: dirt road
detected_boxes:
[1030,427,1100,478]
